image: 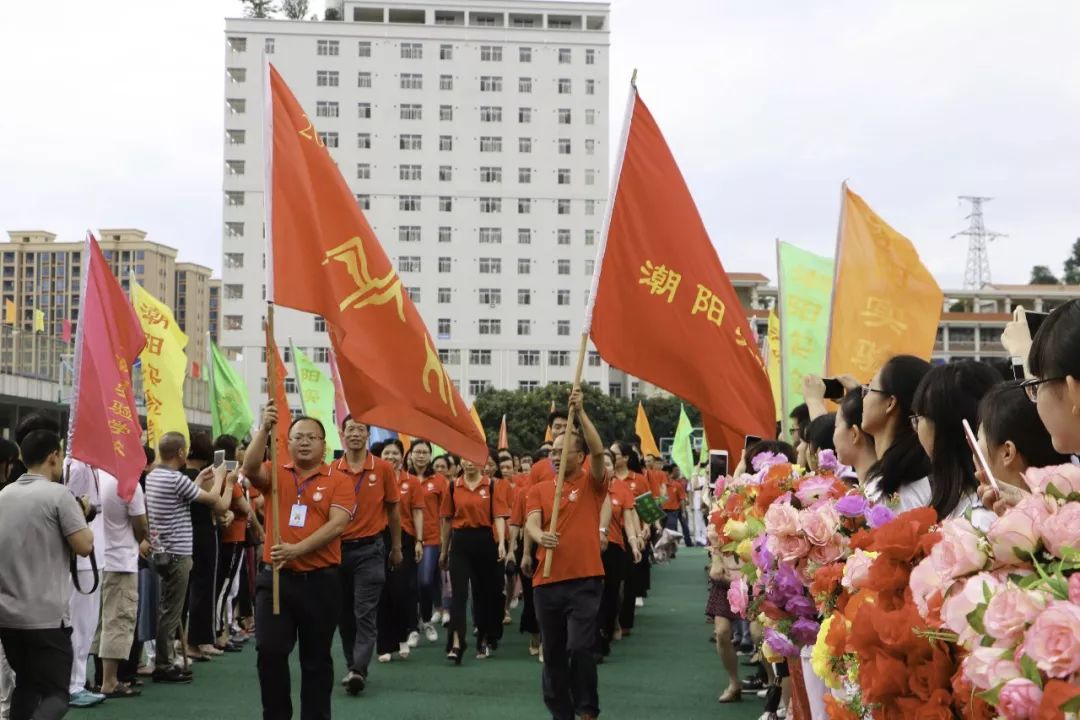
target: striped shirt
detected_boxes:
[145,466,201,556]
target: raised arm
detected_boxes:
[242,402,277,489]
[569,388,606,489]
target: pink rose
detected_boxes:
[1023,463,1080,496]
[1013,494,1056,526]
[929,518,988,580]
[1022,600,1080,678]
[987,507,1040,566]
[942,573,1002,650]
[768,533,811,563]
[997,678,1043,720]
[1069,573,1080,605]
[843,549,878,592]
[983,588,1047,646]
[764,502,799,536]
[909,556,945,619]
[962,645,1021,691]
[727,576,749,617]
[795,476,838,506]
[797,504,840,547]
[1039,502,1080,557]
[808,536,846,566]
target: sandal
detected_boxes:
[103,685,141,699]
[718,686,743,703]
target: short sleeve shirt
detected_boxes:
[259,461,355,571]
[528,458,555,488]
[332,455,399,541]
[99,471,146,572]
[223,482,248,544]
[415,473,449,546]
[510,489,528,528]
[645,469,667,499]
[396,471,424,539]
[440,476,510,530]
[526,466,607,587]
[662,478,687,511]
[622,472,650,502]
[607,478,636,549]
[145,466,201,556]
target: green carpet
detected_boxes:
[101,548,764,719]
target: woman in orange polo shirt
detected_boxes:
[599,449,642,658]
[507,468,542,658]
[497,452,521,625]
[611,442,651,636]
[408,441,449,642]
[438,455,510,663]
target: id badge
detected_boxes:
[289,503,308,528]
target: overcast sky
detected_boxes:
[2,0,1077,289]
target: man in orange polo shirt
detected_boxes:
[526,389,607,720]
[241,403,354,720]
[333,416,401,696]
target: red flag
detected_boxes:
[497,414,508,450]
[69,233,147,501]
[61,318,72,344]
[589,88,775,454]
[327,343,349,428]
[264,320,291,459]
[267,64,486,463]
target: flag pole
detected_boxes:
[544,70,638,578]
[823,182,848,377]
[775,239,788,438]
[266,303,281,615]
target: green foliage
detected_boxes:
[281,0,308,19]
[472,384,699,457]
[1030,265,1060,285]
[242,0,279,18]
[1064,238,1080,285]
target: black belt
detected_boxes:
[258,563,336,575]
[342,535,381,547]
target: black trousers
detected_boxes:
[0,626,73,720]
[187,523,219,646]
[215,541,244,635]
[376,533,419,655]
[599,543,630,653]
[534,578,603,720]
[518,546,540,636]
[446,528,498,653]
[255,567,340,720]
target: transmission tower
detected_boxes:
[953,196,1007,289]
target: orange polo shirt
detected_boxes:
[526,465,607,587]
[510,489,528,528]
[528,457,555,487]
[662,478,687,511]
[415,472,449,546]
[621,471,650,501]
[645,469,667,499]
[396,470,424,540]
[257,461,355,571]
[440,476,510,530]
[607,477,636,549]
[223,481,247,544]
[332,454,399,542]
[491,478,513,543]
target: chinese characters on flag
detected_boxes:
[826,185,943,379]
[589,90,775,457]
[131,279,189,449]
[267,64,486,464]
[69,233,147,502]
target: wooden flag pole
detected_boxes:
[542,331,590,578]
[266,303,281,615]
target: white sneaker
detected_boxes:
[398,642,410,659]
[510,597,520,609]
[377,653,392,663]
[429,610,442,624]
[424,622,439,643]
[407,631,420,648]
[635,597,644,608]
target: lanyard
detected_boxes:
[289,468,319,502]
[339,456,372,497]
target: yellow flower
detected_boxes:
[811,615,842,689]
[736,538,754,562]
[724,519,749,541]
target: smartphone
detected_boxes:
[744,435,762,450]
[1010,358,1025,381]
[823,378,845,400]
[224,460,238,472]
[962,418,1000,492]
[1025,311,1049,338]
[213,450,226,468]
[709,449,729,483]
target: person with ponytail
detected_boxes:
[833,390,878,486]
[408,441,448,642]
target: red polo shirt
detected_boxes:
[257,461,354,571]
[415,472,449,546]
[607,477,636,549]
[526,465,607,587]
[662,478,687,511]
[440,476,510,530]
[332,454,399,542]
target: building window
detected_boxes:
[225,191,244,207]
[224,284,244,299]
[518,350,540,366]
[317,39,340,56]
[519,47,532,62]
[227,36,247,52]
[557,199,570,215]
[517,167,532,184]
[264,37,275,54]
[399,195,421,212]
[438,348,460,364]
[585,169,596,186]
[470,349,492,366]
[400,104,422,120]
[401,73,423,90]
[440,105,453,121]
[480,45,503,61]
[401,42,423,59]
[557,168,571,185]
[585,259,595,275]
[479,197,502,213]
[586,49,596,65]
[437,318,451,339]
[226,160,245,175]
[357,102,372,119]
[356,163,371,180]
[358,41,372,57]
[558,138,571,154]
[406,286,421,302]
[439,74,453,90]
[225,315,243,331]
[317,131,339,147]
[226,129,245,145]
[517,258,531,275]
[398,226,421,243]
[519,380,539,391]
[224,220,245,238]
[469,380,492,395]
[585,229,596,246]
[517,289,532,305]
[517,228,532,245]
[355,194,370,210]
[316,70,339,87]
[558,78,571,94]
[226,98,246,114]
[558,108,571,124]
[585,138,596,155]
[557,229,571,245]
[314,316,326,332]
[478,257,502,274]
[518,77,532,93]
[557,259,571,275]
[556,289,571,306]
[480,76,503,92]
[586,109,597,125]
[478,319,501,335]
[357,71,372,88]
[557,320,571,336]
[437,287,451,303]
[316,101,339,118]
[399,133,421,150]
[397,256,421,273]
[518,107,531,124]
[558,48,571,63]
[517,198,531,214]
[438,227,451,243]
[439,135,453,151]
[610,383,624,398]
[480,166,502,183]
[439,196,453,212]
[399,164,422,181]
[438,256,452,273]
[588,351,601,367]
[227,68,247,83]
[478,288,501,305]
[549,351,570,367]
[440,43,453,60]
[357,133,372,149]
[480,106,503,122]
[478,227,502,244]
[586,79,596,95]
[517,319,531,336]
[585,200,597,216]
[518,137,532,153]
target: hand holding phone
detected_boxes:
[224,460,239,472]
[743,435,762,450]
[822,378,845,401]
[213,450,226,468]
[962,418,1000,493]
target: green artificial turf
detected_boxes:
[98,548,764,719]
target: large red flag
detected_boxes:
[69,232,147,501]
[264,319,291,459]
[267,64,486,463]
[589,88,775,456]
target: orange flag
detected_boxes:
[267,63,487,464]
[544,400,556,443]
[264,320,291,460]
[497,414,508,450]
[826,185,943,379]
[589,85,775,457]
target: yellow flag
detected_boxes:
[544,399,556,443]
[131,279,189,447]
[3,299,14,324]
[767,310,782,421]
[469,405,486,443]
[827,185,943,378]
[635,402,661,459]
[33,309,45,333]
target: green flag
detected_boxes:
[291,343,342,460]
[671,404,695,482]
[699,427,709,466]
[777,241,834,433]
[210,342,254,440]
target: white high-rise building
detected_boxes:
[221,0,616,416]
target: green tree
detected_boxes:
[1030,265,1060,285]
[324,6,342,20]
[1063,238,1080,285]
[281,0,308,19]
[241,0,278,18]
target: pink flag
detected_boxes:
[69,232,147,501]
[62,318,72,344]
[327,344,350,427]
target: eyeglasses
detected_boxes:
[909,414,923,432]
[1019,377,1063,403]
[289,433,325,443]
[861,385,888,398]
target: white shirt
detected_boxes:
[64,458,105,571]
[98,471,146,572]
[865,475,932,512]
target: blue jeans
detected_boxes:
[417,544,443,622]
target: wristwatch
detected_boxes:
[599,527,608,535]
